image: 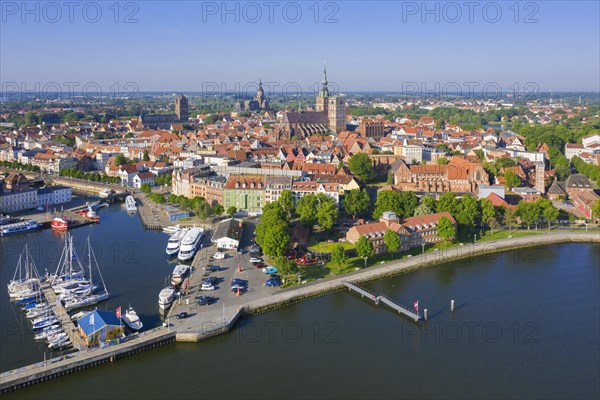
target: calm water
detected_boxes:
[1,205,599,399]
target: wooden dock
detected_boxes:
[343,281,420,322]
[40,284,87,351]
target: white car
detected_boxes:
[213,252,225,259]
[201,283,215,291]
[249,257,262,263]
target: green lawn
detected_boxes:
[308,241,355,253]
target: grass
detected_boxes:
[308,241,355,253]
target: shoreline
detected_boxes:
[2,231,599,393]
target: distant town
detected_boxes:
[1,68,600,264]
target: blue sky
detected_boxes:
[1,1,599,93]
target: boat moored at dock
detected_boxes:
[177,228,205,261]
[158,287,176,309]
[1,220,41,236]
[125,195,137,213]
[165,228,189,256]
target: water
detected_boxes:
[1,205,599,399]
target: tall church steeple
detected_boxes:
[319,63,330,98]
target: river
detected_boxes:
[1,203,598,399]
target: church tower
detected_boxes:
[175,95,189,121]
[315,65,346,134]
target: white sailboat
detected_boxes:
[8,245,41,298]
[63,236,109,311]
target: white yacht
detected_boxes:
[170,265,190,287]
[158,287,176,309]
[165,228,189,256]
[163,225,181,234]
[121,306,143,331]
[125,195,137,213]
[177,228,205,261]
[99,188,115,198]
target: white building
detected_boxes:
[37,186,72,207]
[132,171,155,188]
[0,190,38,213]
[211,218,243,250]
[397,144,423,164]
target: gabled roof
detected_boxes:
[78,310,121,336]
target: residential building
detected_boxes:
[265,176,293,203]
[223,175,266,215]
[37,186,72,207]
[0,190,38,213]
[571,191,600,220]
[291,179,340,204]
[133,171,155,188]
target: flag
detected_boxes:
[116,306,121,319]
[413,301,419,311]
[89,313,95,326]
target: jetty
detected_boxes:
[343,281,421,321]
[40,284,87,351]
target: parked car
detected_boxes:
[201,283,216,291]
[269,274,281,281]
[262,267,278,274]
[176,312,189,319]
[203,276,218,285]
[231,284,246,293]
[197,295,215,306]
[213,252,225,259]
[249,257,262,263]
[231,278,248,286]
[205,265,219,272]
[265,279,282,287]
[254,262,266,269]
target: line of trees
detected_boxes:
[0,160,41,172]
[59,167,120,184]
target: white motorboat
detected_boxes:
[0,219,41,236]
[121,306,143,331]
[165,228,189,256]
[99,188,115,198]
[163,225,181,234]
[48,336,71,349]
[177,228,205,261]
[125,195,137,213]
[158,287,176,309]
[170,265,190,287]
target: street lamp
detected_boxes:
[473,233,477,244]
[421,243,425,254]
[363,256,367,268]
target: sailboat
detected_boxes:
[7,245,41,298]
[63,236,109,311]
[50,234,89,292]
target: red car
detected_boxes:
[255,262,266,269]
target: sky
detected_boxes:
[1,1,599,95]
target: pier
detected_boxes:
[343,281,421,322]
[40,284,87,351]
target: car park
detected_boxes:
[201,283,216,291]
[265,279,282,287]
[213,252,226,259]
[262,267,278,274]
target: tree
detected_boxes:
[356,236,374,268]
[278,260,299,277]
[480,198,497,233]
[255,205,290,258]
[536,197,559,229]
[343,189,370,219]
[140,183,151,195]
[504,206,516,232]
[373,190,401,219]
[421,195,436,210]
[330,244,348,272]
[504,170,521,188]
[316,200,338,230]
[114,154,127,166]
[437,157,449,165]
[436,192,458,216]
[142,150,150,161]
[437,216,456,244]
[296,194,319,228]
[348,153,375,183]
[456,194,481,226]
[413,203,433,216]
[226,206,237,217]
[592,199,600,221]
[277,189,295,218]
[474,149,485,160]
[383,230,400,254]
[517,202,541,229]
[212,204,224,216]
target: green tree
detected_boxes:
[421,195,436,210]
[373,190,401,219]
[140,183,151,195]
[413,203,433,216]
[480,198,497,232]
[437,216,456,244]
[517,202,541,229]
[536,197,559,229]
[504,206,516,232]
[316,200,338,230]
[436,192,458,216]
[343,189,370,219]
[330,244,348,272]
[296,194,319,228]
[24,111,38,126]
[348,153,375,183]
[437,157,449,165]
[456,194,481,226]
[255,205,290,258]
[114,154,127,166]
[356,236,374,268]
[592,199,600,221]
[277,189,295,218]
[212,203,224,215]
[504,170,521,188]
[226,206,237,216]
[474,149,485,160]
[383,230,400,254]
[142,150,150,161]
[278,260,299,278]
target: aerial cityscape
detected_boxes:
[1,1,599,399]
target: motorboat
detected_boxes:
[163,225,181,234]
[0,220,41,236]
[158,287,176,309]
[170,265,190,287]
[121,306,143,331]
[99,188,115,198]
[177,228,205,261]
[32,316,60,330]
[48,336,71,349]
[125,195,137,213]
[165,228,189,256]
[50,217,69,231]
